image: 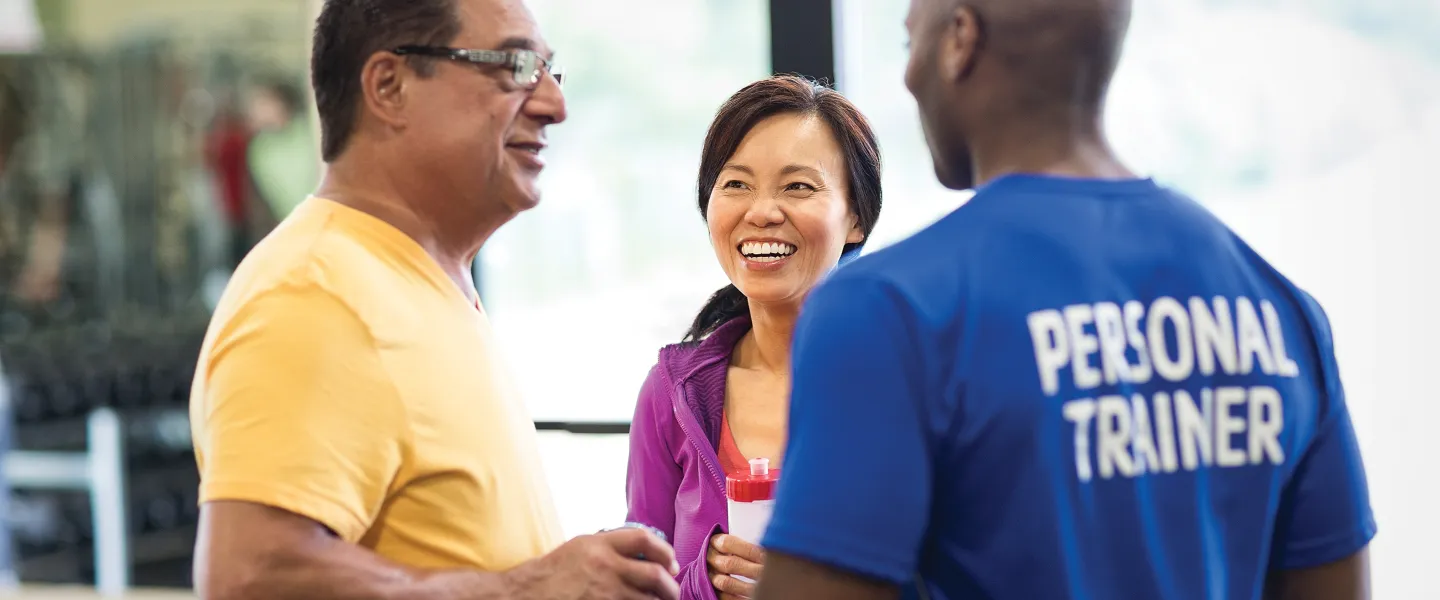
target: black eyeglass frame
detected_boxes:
[392,45,563,88]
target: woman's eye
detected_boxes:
[723,180,746,189]
[787,182,816,192]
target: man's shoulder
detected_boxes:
[223,209,420,320]
[205,274,370,357]
[246,210,392,281]
[210,233,392,346]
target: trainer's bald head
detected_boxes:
[903,0,1133,189]
[913,0,1132,110]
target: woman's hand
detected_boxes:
[706,533,765,599]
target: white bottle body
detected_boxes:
[726,498,775,584]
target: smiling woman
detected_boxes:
[685,75,882,342]
[624,74,884,600]
[704,113,865,316]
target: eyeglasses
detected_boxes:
[392,45,563,89]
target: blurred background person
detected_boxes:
[243,75,319,224]
[201,88,255,269]
[625,74,881,600]
[0,54,88,324]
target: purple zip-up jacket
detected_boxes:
[625,316,751,600]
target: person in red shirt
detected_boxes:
[202,98,255,267]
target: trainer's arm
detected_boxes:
[755,274,928,600]
[1262,295,1375,600]
[192,287,498,600]
[1263,549,1370,600]
[757,552,897,600]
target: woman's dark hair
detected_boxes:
[682,75,883,342]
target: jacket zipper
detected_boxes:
[673,385,727,494]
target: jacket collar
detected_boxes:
[660,315,751,385]
[659,315,751,451]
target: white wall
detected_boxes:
[1195,109,1439,598]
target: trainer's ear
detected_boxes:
[941,5,984,83]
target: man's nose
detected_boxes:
[524,73,567,125]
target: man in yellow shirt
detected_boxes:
[189,1,679,598]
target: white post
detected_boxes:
[0,358,17,592]
[831,0,862,94]
[87,407,128,596]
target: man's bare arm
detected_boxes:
[1264,548,1370,600]
[753,551,900,600]
[196,500,680,600]
[195,501,509,600]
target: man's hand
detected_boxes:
[507,528,680,600]
[706,534,764,599]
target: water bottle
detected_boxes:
[725,457,779,583]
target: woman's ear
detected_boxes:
[845,214,866,245]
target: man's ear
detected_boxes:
[359,52,411,130]
[940,5,984,83]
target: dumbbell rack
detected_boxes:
[2,360,131,597]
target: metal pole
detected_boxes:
[768,0,838,85]
[0,359,18,592]
[832,0,861,94]
[87,407,129,596]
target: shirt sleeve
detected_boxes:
[761,273,933,584]
[1269,293,1376,569]
[192,285,409,543]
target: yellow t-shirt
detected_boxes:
[190,196,563,571]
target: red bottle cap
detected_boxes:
[726,458,780,503]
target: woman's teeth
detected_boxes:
[739,241,797,262]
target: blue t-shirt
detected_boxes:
[763,175,1376,599]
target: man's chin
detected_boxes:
[506,181,542,213]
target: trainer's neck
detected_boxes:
[315,153,510,304]
[967,110,1135,188]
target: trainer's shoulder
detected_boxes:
[814,232,969,329]
[836,203,989,293]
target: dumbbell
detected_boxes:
[47,375,83,420]
[80,365,116,412]
[61,495,93,545]
[143,492,180,532]
[114,361,148,409]
[179,486,200,524]
[12,378,47,424]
